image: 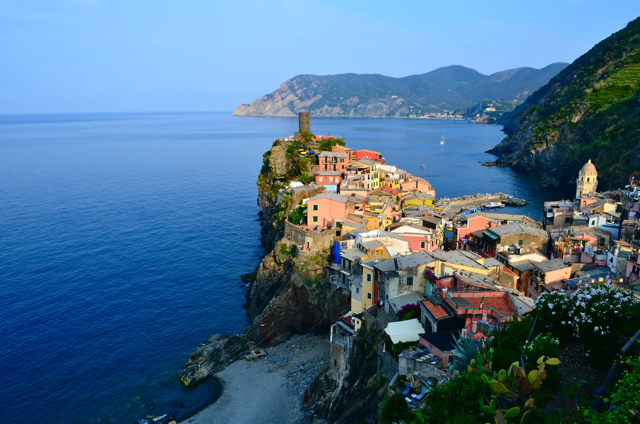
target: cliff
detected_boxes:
[180,137,350,386]
[489,18,640,189]
[234,64,567,118]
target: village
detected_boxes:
[260,113,640,421]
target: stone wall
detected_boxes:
[398,356,449,383]
[291,186,326,207]
[377,342,399,382]
[285,220,337,251]
[328,343,349,381]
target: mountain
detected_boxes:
[489,18,640,189]
[233,64,568,118]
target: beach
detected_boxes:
[181,334,329,424]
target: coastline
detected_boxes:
[179,334,329,424]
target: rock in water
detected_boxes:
[180,334,248,386]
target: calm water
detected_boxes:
[0,113,572,424]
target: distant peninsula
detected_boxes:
[233,63,568,121]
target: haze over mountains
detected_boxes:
[233,64,568,118]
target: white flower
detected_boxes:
[552,312,556,315]
[594,326,599,331]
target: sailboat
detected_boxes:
[440,135,445,145]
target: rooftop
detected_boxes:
[511,260,536,273]
[533,258,570,273]
[341,248,369,261]
[388,291,425,312]
[449,292,515,316]
[429,249,486,270]
[308,191,348,203]
[485,223,548,239]
[418,332,457,353]
[318,151,348,158]
[316,170,341,176]
[421,299,452,320]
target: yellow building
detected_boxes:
[403,193,435,208]
[351,259,379,316]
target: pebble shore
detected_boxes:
[181,334,329,424]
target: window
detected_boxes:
[367,292,372,300]
[313,216,318,222]
[518,239,523,246]
[565,217,572,224]
[420,241,426,249]
[356,287,359,294]
[333,164,336,171]
[318,177,323,182]
[366,273,372,282]
[407,277,414,286]
[313,204,318,211]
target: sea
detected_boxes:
[0,112,573,424]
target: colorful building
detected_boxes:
[318,151,348,172]
[306,192,350,228]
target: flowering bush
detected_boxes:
[534,283,639,363]
[397,303,421,321]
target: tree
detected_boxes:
[298,131,315,149]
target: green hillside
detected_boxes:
[490,17,640,188]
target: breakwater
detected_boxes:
[436,192,528,218]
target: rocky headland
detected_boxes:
[487,17,640,189]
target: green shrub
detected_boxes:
[380,393,412,423]
[422,372,488,424]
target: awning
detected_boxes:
[484,231,500,240]
[384,318,425,344]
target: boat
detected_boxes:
[484,202,503,209]
[440,135,445,145]
[421,164,425,169]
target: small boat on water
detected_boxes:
[484,202,504,209]
[421,164,425,169]
[440,135,445,145]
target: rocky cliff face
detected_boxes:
[489,18,640,188]
[234,64,567,118]
[180,138,349,386]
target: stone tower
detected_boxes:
[299,112,310,133]
[576,159,598,199]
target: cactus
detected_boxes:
[482,355,560,424]
[467,347,497,380]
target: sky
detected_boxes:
[0,0,638,114]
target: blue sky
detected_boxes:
[0,0,637,113]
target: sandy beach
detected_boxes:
[181,334,330,424]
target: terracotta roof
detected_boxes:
[450,294,514,315]
[422,299,451,320]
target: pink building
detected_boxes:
[318,151,348,172]
[526,259,572,300]
[388,223,439,252]
[453,213,492,250]
[315,170,342,186]
[400,178,435,197]
[353,149,384,163]
[306,192,350,228]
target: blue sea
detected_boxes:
[0,113,573,424]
